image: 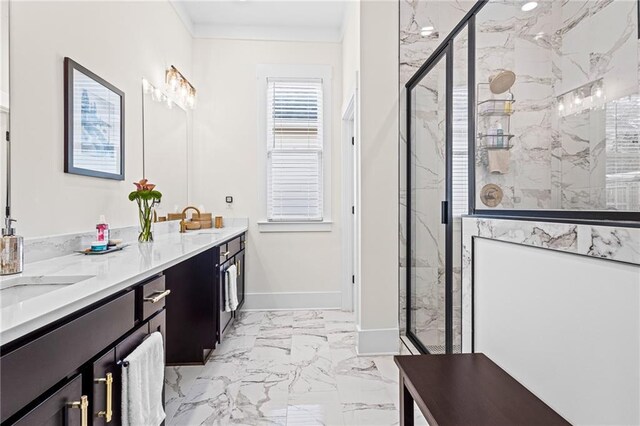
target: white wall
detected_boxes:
[341,1,359,105]
[475,238,640,424]
[356,0,400,353]
[10,1,192,237]
[191,38,343,307]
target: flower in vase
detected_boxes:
[129,179,162,242]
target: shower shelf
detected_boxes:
[480,144,513,150]
[477,98,516,116]
[478,133,515,140]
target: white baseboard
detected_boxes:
[242,291,342,311]
[356,326,400,355]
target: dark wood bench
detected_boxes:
[394,353,571,426]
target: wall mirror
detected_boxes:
[474,0,639,216]
[1,0,8,217]
[142,81,189,219]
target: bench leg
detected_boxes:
[400,375,414,426]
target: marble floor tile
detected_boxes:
[341,402,400,426]
[290,344,337,394]
[167,310,410,426]
[287,391,344,426]
[165,366,203,423]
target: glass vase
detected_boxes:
[138,204,154,242]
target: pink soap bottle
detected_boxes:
[96,215,110,243]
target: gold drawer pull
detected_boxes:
[95,372,113,422]
[144,289,171,304]
[69,395,89,426]
[221,251,230,257]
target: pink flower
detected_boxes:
[133,179,155,191]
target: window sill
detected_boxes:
[257,220,333,233]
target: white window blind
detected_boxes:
[266,78,324,221]
[452,86,469,217]
[605,94,640,210]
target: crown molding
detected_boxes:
[169,0,195,37]
[168,0,342,43]
[192,23,342,43]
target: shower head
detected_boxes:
[488,70,516,94]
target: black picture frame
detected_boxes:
[64,57,125,180]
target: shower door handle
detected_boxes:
[441,201,449,224]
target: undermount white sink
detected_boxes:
[0,275,95,308]
[183,230,222,236]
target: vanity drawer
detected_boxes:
[0,291,135,423]
[227,236,242,258]
[219,242,229,262]
[139,275,168,321]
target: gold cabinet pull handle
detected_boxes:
[95,372,113,422]
[143,289,171,304]
[69,395,89,426]
[236,260,241,277]
[221,251,230,257]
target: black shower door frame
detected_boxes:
[405,2,487,354]
[405,43,453,355]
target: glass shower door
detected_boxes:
[407,46,451,354]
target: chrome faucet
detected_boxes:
[179,206,201,233]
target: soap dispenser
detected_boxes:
[1,216,23,275]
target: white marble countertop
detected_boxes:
[0,225,247,346]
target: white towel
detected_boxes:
[488,149,510,174]
[224,269,231,312]
[122,332,166,426]
[227,264,239,311]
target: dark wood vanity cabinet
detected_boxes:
[0,231,246,424]
[12,375,84,426]
[164,232,247,363]
[1,276,167,426]
[164,248,217,365]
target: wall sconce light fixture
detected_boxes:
[165,65,196,109]
[556,79,604,117]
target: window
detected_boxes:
[267,78,323,221]
[452,86,469,217]
[257,64,332,232]
[605,94,640,210]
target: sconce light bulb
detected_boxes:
[187,94,196,109]
[420,26,434,37]
[558,103,564,112]
[595,87,603,98]
[574,96,582,105]
[142,78,152,94]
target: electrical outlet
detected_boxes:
[225,196,233,204]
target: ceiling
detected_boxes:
[170,0,347,42]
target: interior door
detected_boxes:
[407,44,453,354]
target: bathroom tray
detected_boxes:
[76,244,130,255]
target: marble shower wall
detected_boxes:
[552,0,639,210]
[475,0,639,211]
[475,0,556,209]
